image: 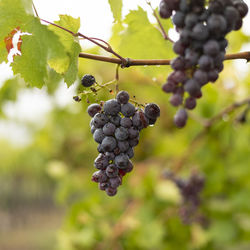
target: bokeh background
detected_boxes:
[0,1,250,249]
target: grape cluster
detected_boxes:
[160,0,248,128]
[88,91,160,196]
[166,171,206,224]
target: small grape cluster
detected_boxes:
[159,0,248,128]
[88,91,160,196]
[167,171,206,225]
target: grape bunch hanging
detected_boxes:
[159,0,248,127]
[87,91,160,196]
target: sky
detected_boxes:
[0,0,250,145]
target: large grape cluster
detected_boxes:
[88,91,160,196]
[160,0,248,128]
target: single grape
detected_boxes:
[105,151,115,161]
[93,128,105,143]
[129,137,139,147]
[191,23,209,41]
[171,56,186,70]
[120,117,132,128]
[101,136,117,152]
[106,164,119,178]
[103,122,116,136]
[203,40,220,57]
[144,103,160,119]
[159,0,172,18]
[109,176,122,188]
[115,153,129,169]
[118,140,130,152]
[128,127,140,139]
[126,147,134,159]
[174,109,188,128]
[94,154,109,170]
[87,104,102,117]
[91,170,108,183]
[115,127,129,141]
[185,97,196,110]
[81,74,96,87]
[116,90,130,104]
[105,187,117,196]
[198,55,213,71]
[103,99,121,116]
[184,79,201,97]
[99,182,110,191]
[121,103,136,117]
[170,94,183,106]
[185,13,199,29]
[193,69,208,86]
[93,113,109,128]
[110,114,121,126]
[172,11,185,28]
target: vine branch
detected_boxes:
[79,51,250,67]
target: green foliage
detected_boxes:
[108,0,123,22]
[0,1,250,250]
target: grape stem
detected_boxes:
[146,1,174,43]
[172,97,250,173]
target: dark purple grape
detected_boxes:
[103,122,116,136]
[94,154,109,170]
[208,70,219,82]
[118,140,130,152]
[184,79,201,97]
[162,81,175,93]
[193,69,208,86]
[105,151,115,161]
[115,153,129,169]
[106,164,119,178]
[115,127,129,141]
[185,13,199,29]
[93,128,105,143]
[91,170,108,183]
[234,1,248,18]
[124,160,133,173]
[116,90,130,104]
[191,22,209,41]
[173,70,188,83]
[207,14,227,35]
[93,113,109,128]
[110,115,121,126]
[132,111,148,129]
[128,127,140,139]
[87,103,102,117]
[174,109,188,128]
[109,176,122,188]
[159,0,172,18]
[171,56,186,70]
[198,55,213,71]
[120,117,132,128]
[101,136,117,152]
[99,182,110,191]
[81,74,95,87]
[126,147,134,159]
[164,0,180,11]
[172,11,185,28]
[170,93,183,106]
[121,103,136,117]
[105,187,117,196]
[185,97,196,110]
[203,40,220,57]
[104,99,121,116]
[144,103,160,119]
[173,40,186,55]
[129,137,139,147]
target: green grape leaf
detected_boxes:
[0,0,31,63]
[111,7,174,76]
[108,0,123,21]
[11,17,68,88]
[48,15,81,87]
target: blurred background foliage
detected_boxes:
[0,4,250,250]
